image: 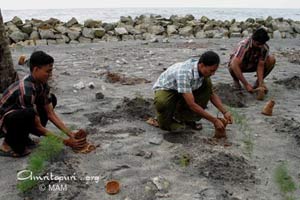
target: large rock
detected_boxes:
[120,16,134,25]
[45,18,61,26]
[67,27,81,40]
[200,16,209,23]
[179,26,194,37]
[272,21,293,32]
[30,31,40,40]
[9,31,28,43]
[55,25,68,34]
[39,29,56,39]
[93,28,106,38]
[20,24,33,34]
[5,22,20,34]
[66,17,79,27]
[273,30,282,39]
[167,25,178,36]
[195,31,206,39]
[291,22,300,33]
[11,16,23,26]
[114,27,128,35]
[78,36,92,43]
[82,28,95,38]
[102,23,116,32]
[147,25,164,35]
[84,19,102,28]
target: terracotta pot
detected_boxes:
[74,129,87,139]
[262,100,275,116]
[18,55,26,65]
[106,180,120,195]
[256,87,265,100]
[213,118,228,139]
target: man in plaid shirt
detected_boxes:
[0,51,78,157]
[153,51,233,132]
[228,27,276,93]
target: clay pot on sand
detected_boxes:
[262,100,275,116]
[18,55,26,65]
[106,180,120,195]
[256,87,266,100]
[213,118,228,139]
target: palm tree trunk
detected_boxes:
[0,9,18,93]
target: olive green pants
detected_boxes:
[154,78,212,131]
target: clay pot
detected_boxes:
[106,180,120,195]
[213,118,228,139]
[256,87,265,100]
[74,129,87,139]
[18,55,26,65]
[262,100,275,116]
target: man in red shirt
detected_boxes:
[228,28,276,93]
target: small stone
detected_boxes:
[73,81,85,89]
[88,82,95,89]
[151,176,170,191]
[95,92,104,99]
[149,136,163,145]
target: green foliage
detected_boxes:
[274,162,297,195]
[179,154,191,167]
[17,134,64,193]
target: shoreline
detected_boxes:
[4,14,300,47]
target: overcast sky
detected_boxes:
[1,0,300,9]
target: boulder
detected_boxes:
[78,36,92,43]
[291,22,300,33]
[20,24,33,34]
[147,25,164,35]
[9,31,28,43]
[82,28,95,39]
[272,30,282,39]
[93,28,106,38]
[30,31,40,40]
[179,26,194,37]
[114,27,128,35]
[67,27,81,40]
[39,29,56,39]
[11,16,23,26]
[167,25,178,36]
[120,16,134,25]
[66,17,79,27]
[84,19,102,28]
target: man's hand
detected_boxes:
[223,112,233,124]
[213,118,225,131]
[245,83,254,93]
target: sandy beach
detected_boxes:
[1,38,300,200]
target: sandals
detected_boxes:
[0,148,31,158]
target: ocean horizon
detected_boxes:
[2,7,300,23]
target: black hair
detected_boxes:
[252,28,270,44]
[29,51,54,72]
[198,51,220,66]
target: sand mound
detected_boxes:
[274,76,300,90]
[85,97,155,126]
[197,152,256,184]
[214,83,251,108]
[273,117,300,146]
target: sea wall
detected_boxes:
[4,14,300,46]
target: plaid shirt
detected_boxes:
[230,37,269,70]
[0,75,51,133]
[153,58,204,93]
